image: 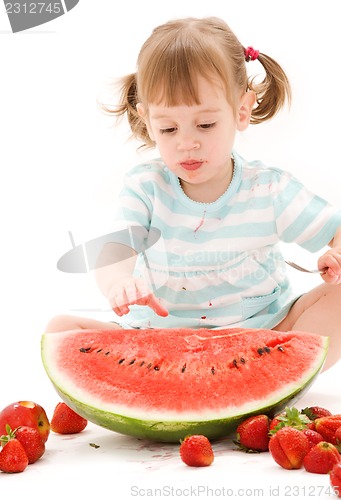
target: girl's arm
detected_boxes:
[95,243,168,317]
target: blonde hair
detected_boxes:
[102,17,291,148]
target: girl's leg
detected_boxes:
[274,283,341,370]
[45,314,121,333]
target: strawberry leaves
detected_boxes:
[270,406,312,434]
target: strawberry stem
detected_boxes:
[269,406,311,435]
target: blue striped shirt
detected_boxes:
[114,151,341,329]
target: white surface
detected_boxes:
[1,1,341,498]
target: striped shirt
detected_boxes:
[114,151,341,329]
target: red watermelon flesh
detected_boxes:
[41,327,328,442]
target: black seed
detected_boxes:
[264,346,271,353]
[233,359,238,368]
[105,352,110,356]
[277,346,285,352]
[140,361,145,367]
[147,363,152,369]
[211,367,215,375]
[96,349,102,353]
[79,347,91,353]
[118,358,125,364]
[181,364,186,373]
[154,366,160,371]
[240,358,246,364]
[129,359,136,365]
[257,348,264,355]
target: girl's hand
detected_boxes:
[318,247,341,284]
[108,276,169,317]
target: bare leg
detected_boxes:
[45,314,121,333]
[274,283,341,371]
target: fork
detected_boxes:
[285,261,328,274]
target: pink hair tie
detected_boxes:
[244,46,259,62]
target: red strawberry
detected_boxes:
[330,462,341,497]
[0,439,28,473]
[335,426,341,446]
[315,415,341,445]
[179,435,214,467]
[301,406,332,421]
[15,426,45,464]
[1,424,45,464]
[235,414,270,452]
[51,402,88,434]
[269,406,313,434]
[302,428,324,449]
[269,426,309,469]
[303,441,341,474]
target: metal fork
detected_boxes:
[285,261,328,274]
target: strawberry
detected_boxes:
[1,424,45,464]
[269,406,313,434]
[51,402,88,434]
[0,439,28,473]
[301,406,332,421]
[335,426,341,446]
[234,414,270,452]
[303,441,341,474]
[268,426,309,470]
[314,415,341,445]
[15,426,45,464]
[302,428,324,449]
[179,435,214,467]
[330,462,341,497]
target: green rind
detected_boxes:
[41,335,328,442]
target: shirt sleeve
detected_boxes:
[273,169,341,251]
[112,167,153,252]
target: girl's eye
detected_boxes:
[160,127,177,134]
[199,122,216,129]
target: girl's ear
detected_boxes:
[237,91,256,131]
[136,103,145,117]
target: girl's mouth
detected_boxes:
[180,160,203,171]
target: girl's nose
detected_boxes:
[177,136,200,152]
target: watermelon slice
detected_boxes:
[41,327,328,442]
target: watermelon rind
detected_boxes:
[41,329,328,442]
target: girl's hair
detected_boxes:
[102,17,291,149]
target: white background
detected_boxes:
[1,1,341,497]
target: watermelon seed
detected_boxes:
[277,346,285,352]
[147,363,152,369]
[264,346,271,353]
[181,364,186,373]
[105,352,110,356]
[118,358,125,364]
[79,347,91,353]
[140,361,145,367]
[211,366,215,375]
[129,359,136,365]
[97,349,102,353]
[154,366,160,371]
[240,357,246,364]
[257,348,264,355]
[233,359,238,368]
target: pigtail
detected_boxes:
[100,73,154,149]
[246,51,292,124]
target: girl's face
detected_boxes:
[139,77,255,202]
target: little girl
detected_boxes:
[47,17,341,369]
